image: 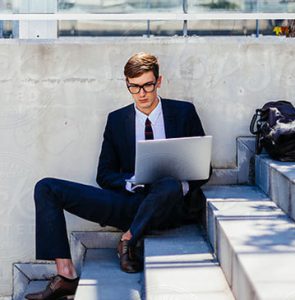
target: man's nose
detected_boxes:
[139,87,146,96]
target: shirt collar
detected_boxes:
[134,96,162,125]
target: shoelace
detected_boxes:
[49,275,60,290]
[121,241,129,255]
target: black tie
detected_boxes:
[145,118,154,140]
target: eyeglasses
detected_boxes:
[127,81,157,94]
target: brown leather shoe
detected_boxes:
[117,240,143,273]
[25,275,79,300]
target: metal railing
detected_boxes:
[0,13,294,21]
[0,0,295,38]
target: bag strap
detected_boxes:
[250,109,262,134]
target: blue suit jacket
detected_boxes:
[96,98,210,195]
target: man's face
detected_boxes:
[127,71,162,115]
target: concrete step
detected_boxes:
[17,248,143,300]
[209,137,256,185]
[255,154,295,221]
[75,249,142,300]
[13,263,56,300]
[13,231,122,300]
[204,185,295,300]
[22,281,49,300]
[144,225,235,300]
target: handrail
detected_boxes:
[0,13,294,21]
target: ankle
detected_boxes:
[56,259,77,279]
[58,271,77,280]
[121,230,132,241]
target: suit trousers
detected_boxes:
[34,176,185,260]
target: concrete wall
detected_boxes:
[0,36,295,297]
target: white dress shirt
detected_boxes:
[126,97,189,195]
[135,98,166,141]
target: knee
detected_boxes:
[34,177,56,203]
[153,176,182,196]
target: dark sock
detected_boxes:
[58,274,79,281]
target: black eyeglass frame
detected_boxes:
[126,80,158,94]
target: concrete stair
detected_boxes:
[13,232,123,300]
[18,225,234,300]
[144,225,234,300]
[204,184,295,300]
[15,182,295,300]
[255,154,295,221]
[75,249,142,300]
[11,136,257,300]
[13,263,56,300]
[75,225,234,300]
[13,151,295,300]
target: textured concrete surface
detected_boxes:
[237,137,256,184]
[13,263,56,300]
[206,185,295,300]
[1,37,295,297]
[208,137,256,185]
[256,154,295,221]
[12,231,122,300]
[70,231,122,275]
[255,154,271,195]
[292,184,295,224]
[22,281,49,300]
[145,225,234,300]
[270,167,291,213]
[203,185,269,253]
[75,249,142,300]
[71,231,122,249]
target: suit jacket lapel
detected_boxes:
[124,105,136,169]
[162,99,178,138]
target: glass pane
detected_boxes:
[0,0,15,38]
[0,0,13,13]
[189,0,246,13]
[188,0,295,13]
[149,21,183,36]
[58,0,183,13]
[59,20,183,37]
[0,20,13,37]
[260,19,287,35]
[59,20,148,36]
[188,19,287,36]
[189,20,256,35]
[254,0,295,13]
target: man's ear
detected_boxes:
[157,75,163,88]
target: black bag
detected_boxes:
[250,100,295,162]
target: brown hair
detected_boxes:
[124,52,159,80]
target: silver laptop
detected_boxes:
[133,136,212,184]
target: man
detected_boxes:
[25,52,210,300]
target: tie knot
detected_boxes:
[145,118,152,126]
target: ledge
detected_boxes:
[209,137,255,185]
[205,185,295,300]
[12,231,122,300]
[255,154,295,221]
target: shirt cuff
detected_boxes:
[125,180,133,193]
[125,176,144,193]
[181,181,189,196]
